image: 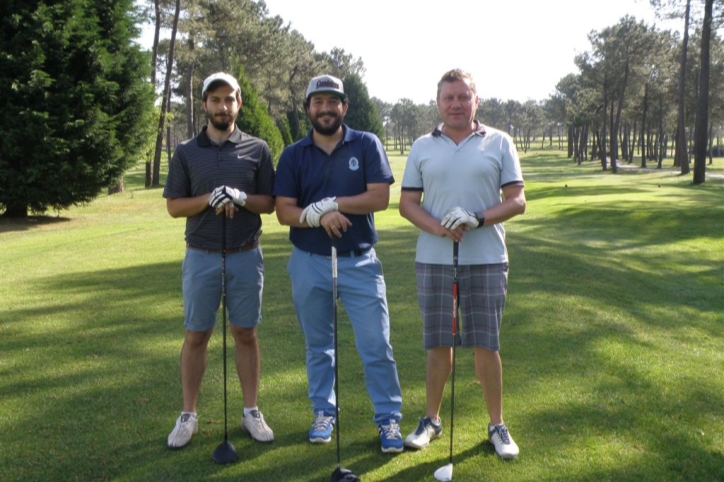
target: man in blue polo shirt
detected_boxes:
[273,74,404,453]
[163,72,276,449]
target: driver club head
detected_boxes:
[212,440,238,464]
[331,466,361,482]
[433,463,453,481]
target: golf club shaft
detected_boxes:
[449,241,459,466]
[221,214,229,442]
[331,240,341,468]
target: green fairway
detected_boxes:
[1,148,722,482]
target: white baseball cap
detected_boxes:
[306,74,346,100]
[202,72,240,97]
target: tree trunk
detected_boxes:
[601,73,609,170]
[611,62,629,174]
[658,96,665,166]
[707,123,713,165]
[152,0,180,187]
[2,204,28,218]
[693,0,713,185]
[185,36,195,139]
[567,125,574,158]
[641,84,648,167]
[108,178,124,195]
[675,0,691,173]
[146,0,162,188]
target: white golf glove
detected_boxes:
[441,206,479,230]
[209,186,247,208]
[299,197,338,227]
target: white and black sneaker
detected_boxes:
[242,410,274,443]
[488,423,519,459]
[167,413,198,449]
[404,416,442,449]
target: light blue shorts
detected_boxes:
[181,246,264,331]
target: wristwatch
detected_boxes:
[475,213,485,228]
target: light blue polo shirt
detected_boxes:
[273,125,394,256]
[401,122,523,265]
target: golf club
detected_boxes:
[330,239,360,482]
[212,213,238,464]
[433,241,460,481]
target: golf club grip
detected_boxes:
[452,242,459,335]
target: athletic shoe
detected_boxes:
[309,411,335,443]
[378,419,404,453]
[242,410,274,443]
[488,423,519,459]
[404,416,442,449]
[167,413,198,449]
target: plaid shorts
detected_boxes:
[415,262,508,351]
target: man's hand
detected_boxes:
[441,206,479,230]
[299,197,338,227]
[209,186,247,208]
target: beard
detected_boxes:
[206,111,236,131]
[310,111,344,136]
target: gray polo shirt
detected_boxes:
[163,126,275,250]
[401,123,523,265]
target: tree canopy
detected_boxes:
[0,0,155,217]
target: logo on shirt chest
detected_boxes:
[348,157,359,171]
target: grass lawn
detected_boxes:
[1,148,722,482]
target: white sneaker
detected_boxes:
[488,424,519,459]
[167,413,198,449]
[405,416,442,449]
[242,410,274,443]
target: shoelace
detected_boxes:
[415,418,432,435]
[248,411,265,427]
[380,421,401,440]
[312,412,333,431]
[493,425,511,444]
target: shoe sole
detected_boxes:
[309,436,332,443]
[381,446,404,453]
[242,426,275,443]
[167,442,191,450]
[488,439,519,459]
[404,431,441,449]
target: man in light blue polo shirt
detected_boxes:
[399,69,526,459]
[273,74,404,454]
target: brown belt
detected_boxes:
[186,241,259,254]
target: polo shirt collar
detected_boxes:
[197,125,245,147]
[300,124,356,147]
[431,119,487,138]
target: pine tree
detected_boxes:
[234,67,284,163]
[0,0,154,217]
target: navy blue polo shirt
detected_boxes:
[273,125,394,255]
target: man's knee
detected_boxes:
[185,328,213,348]
[230,325,257,346]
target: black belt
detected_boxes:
[187,241,259,254]
[336,248,371,258]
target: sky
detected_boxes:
[259,0,678,105]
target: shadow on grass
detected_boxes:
[2,198,723,481]
[0,215,72,234]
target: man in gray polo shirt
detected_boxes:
[163,72,276,449]
[399,69,526,459]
